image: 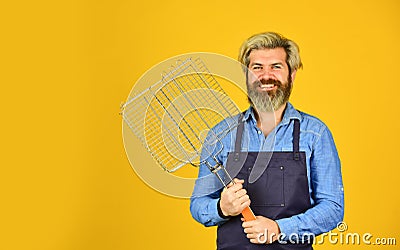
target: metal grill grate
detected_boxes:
[122,57,240,172]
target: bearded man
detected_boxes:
[190,32,344,250]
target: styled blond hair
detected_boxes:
[238,32,303,73]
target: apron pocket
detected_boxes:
[248,165,285,207]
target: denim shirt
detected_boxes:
[190,102,344,239]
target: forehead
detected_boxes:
[248,47,287,65]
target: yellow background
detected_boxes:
[1,0,399,249]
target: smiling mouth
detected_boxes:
[258,83,277,91]
[255,79,281,91]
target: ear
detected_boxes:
[290,69,297,83]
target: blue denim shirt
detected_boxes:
[190,102,344,239]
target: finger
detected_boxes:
[235,188,247,197]
[223,186,241,199]
[226,181,234,188]
[233,178,244,184]
[250,238,265,244]
[225,179,242,189]
[242,217,258,228]
[249,232,267,244]
[243,227,255,234]
[240,194,250,201]
[227,178,244,187]
[250,238,263,244]
[246,232,259,239]
[223,182,240,194]
[222,191,246,207]
[237,197,250,209]
[239,199,251,209]
[238,193,250,204]
[242,220,255,228]
[229,182,244,192]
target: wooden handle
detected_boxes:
[242,206,256,221]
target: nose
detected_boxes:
[257,68,274,80]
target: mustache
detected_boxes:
[253,78,283,87]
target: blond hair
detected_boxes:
[238,32,303,73]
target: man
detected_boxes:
[190,32,344,249]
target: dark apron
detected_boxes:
[217,118,313,250]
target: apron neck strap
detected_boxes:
[234,113,245,153]
[293,119,300,160]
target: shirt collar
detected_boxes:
[242,102,302,125]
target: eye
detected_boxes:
[272,64,283,69]
[251,65,262,71]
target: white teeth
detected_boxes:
[260,84,274,88]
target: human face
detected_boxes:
[246,47,295,112]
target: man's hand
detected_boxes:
[219,179,251,217]
[242,216,281,244]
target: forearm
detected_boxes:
[190,196,229,227]
[276,198,344,239]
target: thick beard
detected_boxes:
[247,78,292,112]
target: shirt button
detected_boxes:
[257,130,262,134]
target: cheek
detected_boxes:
[277,71,290,82]
[247,70,259,83]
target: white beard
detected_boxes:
[247,79,292,112]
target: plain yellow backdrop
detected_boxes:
[1,0,399,249]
